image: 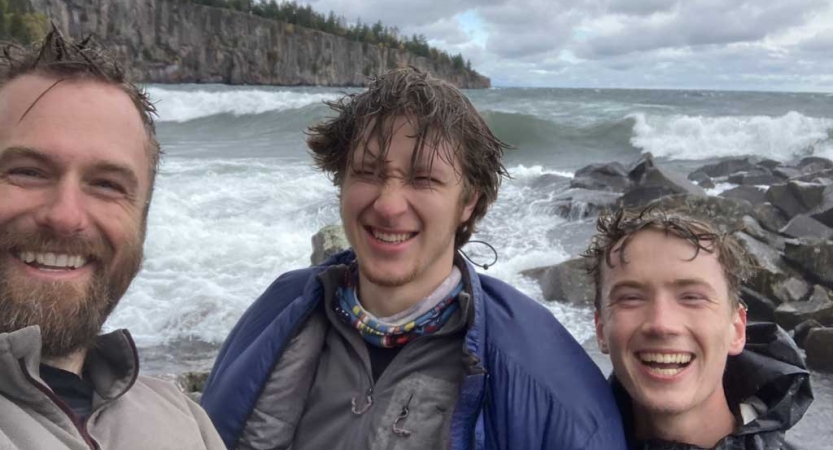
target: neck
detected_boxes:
[42,349,87,377]
[358,256,457,318]
[633,387,736,448]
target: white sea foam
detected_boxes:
[146,87,340,123]
[630,111,833,161]
[106,157,592,346]
[508,164,574,179]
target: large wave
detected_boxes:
[146,86,340,122]
[630,111,833,161]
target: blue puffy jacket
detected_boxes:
[202,251,626,450]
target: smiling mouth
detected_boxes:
[367,227,417,244]
[637,352,695,377]
[15,251,89,271]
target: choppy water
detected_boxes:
[104,85,832,449]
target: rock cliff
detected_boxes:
[31,0,491,88]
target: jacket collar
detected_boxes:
[0,326,141,408]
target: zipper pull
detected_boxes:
[351,387,373,415]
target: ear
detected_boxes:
[459,190,481,223]
[595,309,610,354]
[728,305,747,356]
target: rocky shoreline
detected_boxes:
[522,154,833,373]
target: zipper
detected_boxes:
[20,360,100,449]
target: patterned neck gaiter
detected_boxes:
[333,264,463,348]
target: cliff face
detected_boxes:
[30,0,491,88]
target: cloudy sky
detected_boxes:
[298,0,833,92]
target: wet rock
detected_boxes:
[774,285,833,330]
[779,215,833,240]
[798,156,833,174]
[694,158,754,178]
[765,181,829,218]
[735,232,791,301]
[687,170,715,189]
[793,319,822,349]
[552,189,620,220]
[741,215,785,251]
[176,371,209,402]
[619,185,682,208]
[720,186,767,206]
[727,167,782,185]
[772,277,812,305]
[311,224,350,265]
[784,238,833,287]
[804,327,833,373]
[646,194,756,234]
[757,159,781,170]
[570,163,630,192]
[522,258,595,307]
[773,166,802,180]
[627,153,655,185]
[793,167,833,184]
[530,173,571,190]
[740,287,777,322]
[754,203,789,233]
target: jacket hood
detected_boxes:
[723,322,813,436]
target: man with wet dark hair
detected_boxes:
[0,30,224,449]
[202,68,626,450]
[585,207,812,449]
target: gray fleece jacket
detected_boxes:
[0,326,225,450]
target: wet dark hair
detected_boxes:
[0,27,160,204]
[582,206,755,310]
[307,67,510,247]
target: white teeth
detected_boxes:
[639,352,692,364]
[647,366,684,376]
[373,230,412,243]
[17,252,87,269]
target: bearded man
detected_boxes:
[0,30,224,449]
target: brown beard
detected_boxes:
[0,228,143,358]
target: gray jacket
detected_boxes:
[0,326,226,450]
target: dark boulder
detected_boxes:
[552,189,620,220]
[780,215,833,240]
[619,185,682,208]
[177,371,209,402]
[521,258,595,307]
[620,159,708,208]
[798,156,833,174]
[735,232,792,301]
[773,166,802,180]
[805,327,833,372]
[687,171,715,189]
[740,287,777,322]
[771,277,811,305]
[720,186,767,206]
[757,159,781,170]
[727,167,782,186]
[694,158,754,178]
[793,167,833,184]
[570,162,630,192]
[774,285,833,330]
[741,215,785,251]
[784,238,833,287]
[753,203,789,233]
[793,319,822,349]
[765,181,829,218]
[627,153,655,185]
[530,173,572,190]
[310,225,349,266]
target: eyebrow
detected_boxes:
[608,280,647,293]
[0,146,140,195]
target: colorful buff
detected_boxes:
[333,267,463,348]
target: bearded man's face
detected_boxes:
[0,76,152,357]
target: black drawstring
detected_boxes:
[460,240,499,270]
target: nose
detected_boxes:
[640,294,683,338]
[372,179,409,219]
[34,179,89,236]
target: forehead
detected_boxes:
[352,115,460,168]
[0,75,150,181]
[602,228,726,285]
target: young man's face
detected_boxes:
[595,228,746,418]
[0,75,150,356]
[340,116,478,297]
